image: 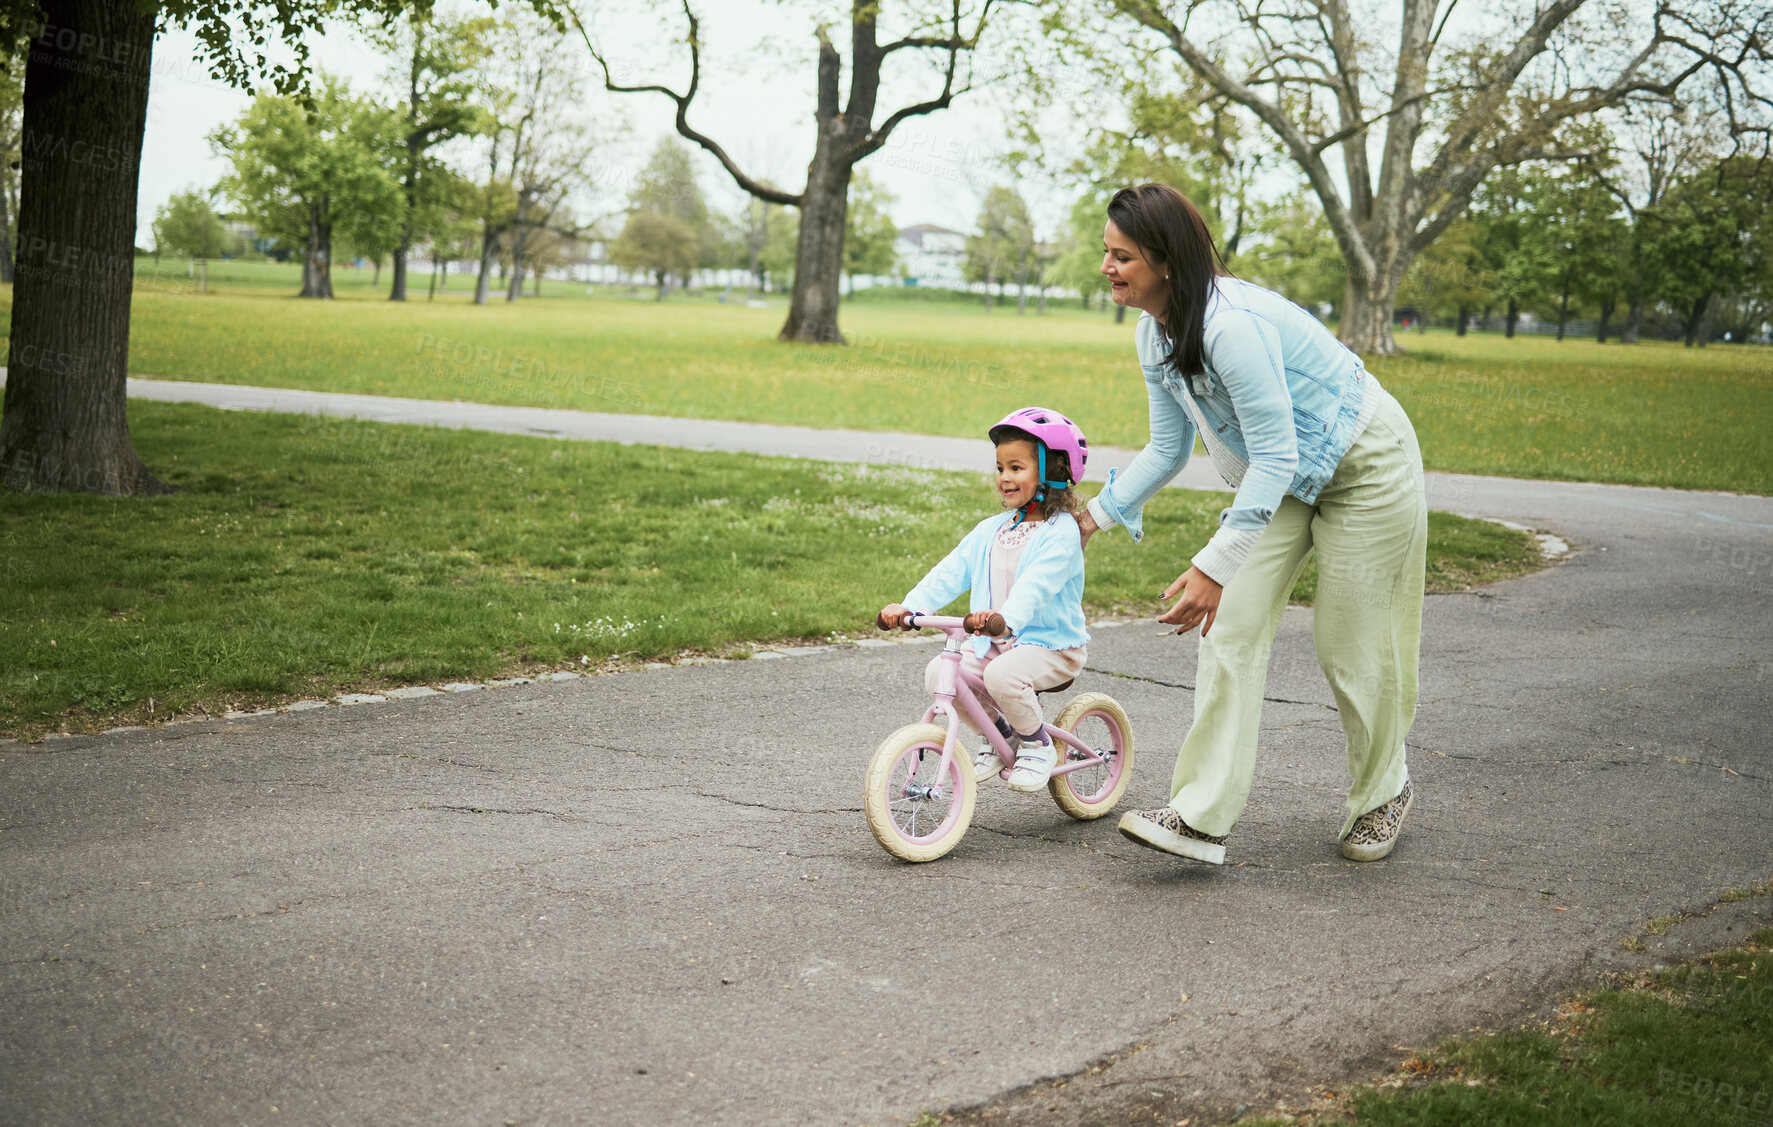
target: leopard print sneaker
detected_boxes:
[1117,807,1227,865]
[1341,780,1413,861]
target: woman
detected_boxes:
[1077,183,1427,866]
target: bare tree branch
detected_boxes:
[842,0,996,164]
[568,1,800,207]
[1111,0,1378,282]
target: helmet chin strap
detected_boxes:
[1010,443,1068,527]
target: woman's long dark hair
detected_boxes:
[1106,184,1229,378]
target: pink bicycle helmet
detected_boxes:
[988,406,1089,486]
[988,407,1089,526]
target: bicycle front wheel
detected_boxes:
[863,723,976,862]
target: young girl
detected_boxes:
[877,408,1091,792]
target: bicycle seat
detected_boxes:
[1036,677,1076,695]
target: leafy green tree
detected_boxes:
[966,185,1033,310]
[1103,0,1771,356]
[1536,164,1630,341]
[1067,80,1251,253]
[151,190,227,291]
[843,170,898,295]
[361,9,496,301]
[731,195,794,294]
[497,14,599,303]
[213,78,403,298]
[1051,190,1113,312]
[610,210,698,300]
[1398,217,1493,335]
[629,136,714,286]
[1644,158,1771,347]
[1242,191,1345,317]
[759,206,800,293]
[1468,170,1555,338]
[0,0,561,497]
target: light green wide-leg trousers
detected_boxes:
[1168,386,1428,840]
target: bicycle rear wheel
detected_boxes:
[1048,693,1134,820]
[863,723,976,862]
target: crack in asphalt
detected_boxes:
[692,790,861,816]
[433,805,570,817]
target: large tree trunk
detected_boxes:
[390,239,408,301]
[1338,276,1400,357]
[1621,291,1644,344]
[505,225,527,302]
[0,0,169,496]
[1683,294,1710,347]
[779,153,849,342]
[1504,298,1519,339]
[299,200,333,299]
[778,32,849,344]
[1456,305,1470,336]
[1596,298,1614,344]
[474,222,496,305]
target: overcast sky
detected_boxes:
[138,2,1094,247]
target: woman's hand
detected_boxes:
[1157,566,1223,636]
[877,603,915,630]
[1076,508,1099,550]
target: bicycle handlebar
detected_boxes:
[876,611,1008,637]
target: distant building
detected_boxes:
[896,224,967,289]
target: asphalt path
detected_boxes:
[3,384,1772,1126]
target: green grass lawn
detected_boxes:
[1227,904,1773,1127]
[6,259,1769,493]
[0,401,1537,739]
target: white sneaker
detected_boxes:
[973,741,1012,784]
[1006,741,1058,793]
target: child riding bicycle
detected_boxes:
[877,408,1091,793]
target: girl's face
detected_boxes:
[1101,219,1169,321]
[995,439,1043,513]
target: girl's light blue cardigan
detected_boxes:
[902,510,1090,659]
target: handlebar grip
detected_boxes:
[963,612,1008,636]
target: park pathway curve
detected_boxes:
[1,375,1771,1126]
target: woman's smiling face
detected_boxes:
[1101,219,1168,321]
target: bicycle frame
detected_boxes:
[906,614,1108,784]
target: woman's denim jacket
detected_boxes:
[1090,278,1372,583]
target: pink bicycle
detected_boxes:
[863,613,1136,862]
